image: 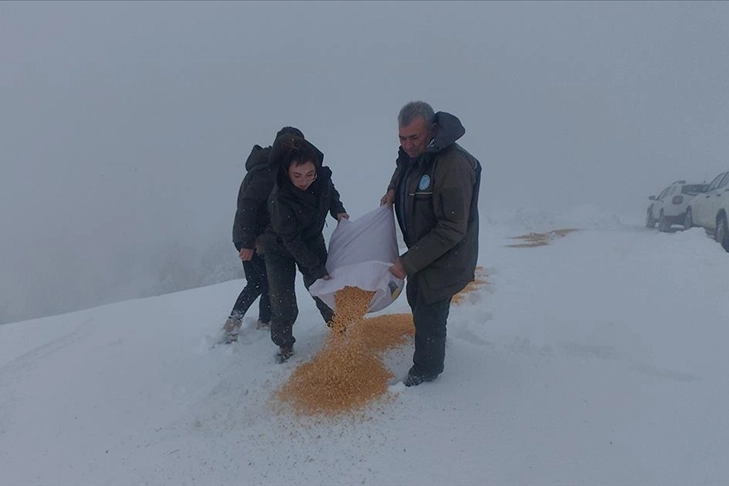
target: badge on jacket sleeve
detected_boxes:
[418,174,431,191]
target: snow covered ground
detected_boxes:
[2,207,729,486]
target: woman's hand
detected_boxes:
[336,213,349,222]
[239,248,255,261]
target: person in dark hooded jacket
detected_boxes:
[262,132,349,362]
[381,101,482,386]
[222,127,305,344]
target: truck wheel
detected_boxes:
[646,209,656,228]
[658,211,670,232]
[715,215,729,251]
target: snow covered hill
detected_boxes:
[2,211,729,486]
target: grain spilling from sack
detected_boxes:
[329,285,373,333]
[278,286,414,416]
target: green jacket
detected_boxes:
[388,111,482,304]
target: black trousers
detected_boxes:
[406,275,452,378]
[264,243,334,348]
[229,251,271,324]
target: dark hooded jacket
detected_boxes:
[232,145,274,251]
[232,127,305,251]
[263,133,346,279]
[387,111,482,304]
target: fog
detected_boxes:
[2,2,728,325]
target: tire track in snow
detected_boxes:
[0,318,97,436]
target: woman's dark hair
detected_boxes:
[281,136,319,170]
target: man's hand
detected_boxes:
[389,257,406,279]
[239,248,255,261]
[380,189,395,208]
[336,213,350,222]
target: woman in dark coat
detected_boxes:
[221,127,305,344]
[262,132,348,362]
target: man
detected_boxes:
[381,101,482,386]
[222,127,305,344]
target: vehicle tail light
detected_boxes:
[672,195,683,204]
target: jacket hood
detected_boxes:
[427,111,466,153]
[244,126,305,172]
[244,144,270,171]
[275,126,304,141]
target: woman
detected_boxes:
[262,132,349,362]
[221,127,306,344]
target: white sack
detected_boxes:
[309,205,404,313]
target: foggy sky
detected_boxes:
[2,2,729,324]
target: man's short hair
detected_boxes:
[398,101,435,127]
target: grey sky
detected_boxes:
[2,2,728,323]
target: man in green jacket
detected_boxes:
[381,101,482,386]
